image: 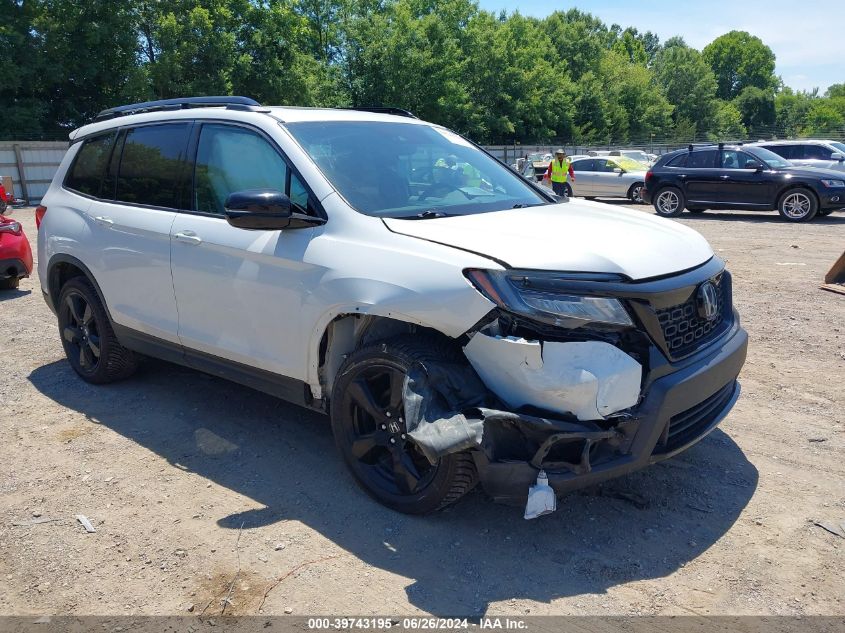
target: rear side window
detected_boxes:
[194,124,289,215]
[666,153,688,167]
[763,144,799,160]
[571,159,595,171]
[687,150,717,168]
[65,133,115,196]
[116,123,191,208]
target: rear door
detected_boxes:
[169,122,321,380]
[569,159,595,196]
[678,150,721,203]
[85,122,190,342]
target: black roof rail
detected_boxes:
[95,96,264,121]
[345,107,417,119]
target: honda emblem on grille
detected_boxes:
[697,281,719,321]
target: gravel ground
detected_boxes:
[0,203,843,617]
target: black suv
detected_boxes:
[642,144,845,222]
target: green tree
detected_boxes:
[710,100,746,140]
[702,31,777,100]
[775,88,815,138]
[0,0,47,137]
[825,83,845,99]
[653,41,717,134]
[804,100,845,135]
[734,86,776,132]
[542,9,608,80]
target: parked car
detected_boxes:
[38,97,747,515]
[568,156,647,203]
[643,143,845,222]
[0,214,33,289]
[519,152,553,181]
[615,149,653,165]
[752,139,845,173]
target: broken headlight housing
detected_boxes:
[465,269,634,328]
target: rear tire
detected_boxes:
[57,277,138,384]
[330,336,478,514]
[628,182,645,204]
[653,186,685,217]
[777,188,818,222]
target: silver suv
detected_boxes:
[754,139,845,172]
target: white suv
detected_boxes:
[38,97,748,515]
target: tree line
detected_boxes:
[2,0,844,144]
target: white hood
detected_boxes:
[383,201,714,280]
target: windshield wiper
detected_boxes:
[413,209,450,219]
[512,203,543,208]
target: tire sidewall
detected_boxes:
[330,344,467,514]
[628,182,644,204]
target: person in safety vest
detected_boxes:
[543,149,575,197]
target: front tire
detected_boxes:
[57,277,138,384]
[330,336,478,514]
[653,186,685,217]
[777,188,818,222]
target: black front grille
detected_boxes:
[659,381,736,453]
[656,273,729,358]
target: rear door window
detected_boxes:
[687,150,717,168]
[116,123,191,208]
[65,133,116,197]
[763,144,799,160]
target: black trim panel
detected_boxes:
[112,324,319,411]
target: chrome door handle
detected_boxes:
[720,175,731,180]
[94,215,113,226]
[174,231,202,245]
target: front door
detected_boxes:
[717,150,774,206]
[169,122,320,381]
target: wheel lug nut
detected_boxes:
[389,438,396,444]
[380,424,387,430]
[385,412,391,418]
[401,434,406,440]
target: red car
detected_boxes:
[0,181,13,213]
[0,214,33,289]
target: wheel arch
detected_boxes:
[309,310,461,403]
[627,180,645,199]
[775,183,820,208]
[46,254,113,321]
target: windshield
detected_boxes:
[830,141,845,153]
[615,156,648,171]
[526,153,548,162]
[285,121,549,218]
[621,150,649,163]
[747,146,792,169]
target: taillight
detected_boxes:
[0,220,22,235]
[645,170,653,182]
[35,205,47,228]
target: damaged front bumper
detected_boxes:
[470,322,747,504]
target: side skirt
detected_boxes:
[113,324,323,413]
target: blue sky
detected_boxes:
[474,0,844,93]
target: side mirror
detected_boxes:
[752,163,764,172]
[613,167,623,174]
[831,152,844,162]
[223,189,323,230]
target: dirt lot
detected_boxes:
[1,204,843,618]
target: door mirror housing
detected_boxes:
[223,189,324,230]
[613,167,623,174]
[831,152,844,162]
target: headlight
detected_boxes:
[821,179,845,187]
[465,269,634,328]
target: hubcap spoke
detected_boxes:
[388,370,405,413]
[391,446,421,494]
[87,334,101,358]
[79,345,93,369]
[348,379,385,422]
[66,295,85,324]
[82,304,93,325]
[63,326,81,343]
[350,433,379,459]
